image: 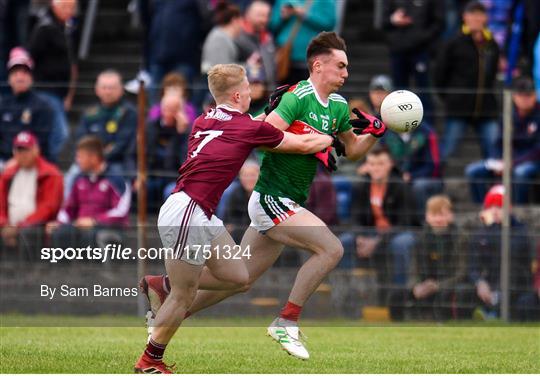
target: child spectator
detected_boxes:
[389,195,466,321]
[48,136,131,250]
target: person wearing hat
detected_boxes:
[464,184,533,320]
[0,47,57,167]
[435,1,500,165]
[0,131,63,257]
[465,76,540,204]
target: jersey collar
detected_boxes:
[216,104,243,114]
[307,78,329,108]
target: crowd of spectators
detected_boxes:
[0,0,539,320]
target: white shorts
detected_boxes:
[248,191,305,233]
[157,191,226,266]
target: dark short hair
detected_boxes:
[463,1,486,14]
[306,31,347,72]
[77,136,104,159]
[367,144,392,158]
[214,1,241,26]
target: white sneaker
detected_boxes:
[267,317,310,360]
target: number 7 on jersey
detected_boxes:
[190,130,224,158]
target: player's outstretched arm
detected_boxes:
[339,130,379,161]
[274,132,333,154]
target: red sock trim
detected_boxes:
[280,301,302,322]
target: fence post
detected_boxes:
[78,0,99,60]
[500,89,513,322]
[136,79,148,316]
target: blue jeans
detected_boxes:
[513,161,540,203]
[38,91,69,162]
[338,230,415,285]
[441,117,500,163]
[466,160,539,203]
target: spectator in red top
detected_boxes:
[236,0,276,87]
[0,131,63,258]
[47,136,131,249]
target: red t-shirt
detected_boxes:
[173,106,284,218]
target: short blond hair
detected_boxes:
[207,64,246,102]
[426,195,453,214]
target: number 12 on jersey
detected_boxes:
[191,130,224,158]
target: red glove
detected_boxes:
[314,148,337,172]
[349,108,386,138]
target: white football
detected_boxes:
[380,90,423,133]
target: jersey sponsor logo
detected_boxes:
[205,108,232,121]
[309,112,318,122]
[397,103,413,111]
[288,120,325,135]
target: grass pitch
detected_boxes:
[1,315,539,373]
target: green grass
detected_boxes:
[1,315,539,373]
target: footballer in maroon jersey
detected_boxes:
[135,64,332,373]
[172,105,284,219]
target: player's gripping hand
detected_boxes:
[314,134,345,172]
[349,108,386,138]
[314,149,337,172]
[332,134,346,157]
[264,84,291,115]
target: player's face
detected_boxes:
[319,49,348,92]
[366,153,393,182]
[234,76,252,113]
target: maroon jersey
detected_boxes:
[172,105,284,218]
